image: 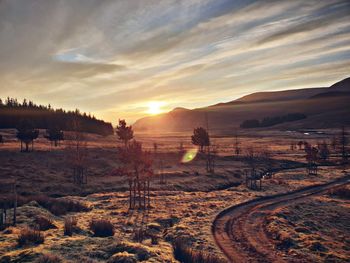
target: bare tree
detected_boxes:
[234,132,241,155]
[297,141,304,150]
[66,119,88,186]
[244,147,262,190]
[318,141,330,162]
[305,144,318,175]
[118,141,153,209]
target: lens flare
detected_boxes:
[181,148,198,163]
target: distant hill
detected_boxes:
[133,77,350,132]
[0,98,113,136]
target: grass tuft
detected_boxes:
[64,216,78,236]
[34,216,56,231]
[173,239,226,263]
[89,219,115,237]
[35,254,62,263]
[17,227,44,246]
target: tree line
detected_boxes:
[0,97,113,136]
[240,113,306,128]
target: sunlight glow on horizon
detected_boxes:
[147,101,166,115]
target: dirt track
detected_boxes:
[212,175,350,263]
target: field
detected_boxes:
[0,128,349,262]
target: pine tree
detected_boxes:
[191,127,210,152]
[116,119,134,147]
[16,119,39,152]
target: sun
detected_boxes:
[147,101,164,115]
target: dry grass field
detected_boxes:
[0,128,349,262]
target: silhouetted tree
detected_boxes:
[290,141,296,151]
[118,141,153,209]
[67,120,88,186]
[16,120,39,152]
[297,141,304,150]
[0,135,3,144]
[244,147,262,190]
[318,141,330,162]
[331,136,337,151]
[305,144,318,175]
[0,97,113,136]
[116,119,134,147]
[191,127,210,152]
[45,126,64,147]
[234,133,241,155]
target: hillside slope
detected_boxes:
[133,77,350,132]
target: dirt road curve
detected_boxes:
[212,175,350,263]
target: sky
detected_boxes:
[0,0,350,124]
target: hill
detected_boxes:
[0,98,113,136]
[133,77,350,132]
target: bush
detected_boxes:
[173,239,226,263]
[17,227,44,246]
[89,219,115,237]
[64,216,78,236]
[36,254,62,263]
[105,242,151,261]
[107,252,137,263]
[34,216,56,231]
[329,186,350,199]
[32,195,90,216]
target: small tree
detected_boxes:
[331,136,337,151]
[191,127,210,152]
[297,141,304,150]
[67,119,88,186]
[318,141,330,162]
[118,141,153,209]
[245,147,262,190]
[116,119,133,147]
[45,126,64,147]
[290,142,295,151]
[234,133,241,155]
[16,119,39,152]
[0,135,3,144]
[305,144,318,175]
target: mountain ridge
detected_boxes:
[133,77,350,132]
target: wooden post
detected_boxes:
[143,181,146,209]
[13,182,17,226]
[129,179,132,209]
[147,179,150,208]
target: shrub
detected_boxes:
[107,252,137,263]
[17,227,44,246]
[64,216,78,236]
[173,239,226,263]
[89,219,114,237]
[32,195,90,216]
[34,216,56,231]
[36,254,62,263]
[329,186,350,199]
[105,242,151,261]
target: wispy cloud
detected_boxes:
[0,0,349,123]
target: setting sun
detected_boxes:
[147,101,165,115]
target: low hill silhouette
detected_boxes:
[133,77,350,132]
